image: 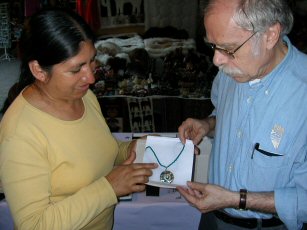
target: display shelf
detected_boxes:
[0,2,14,62]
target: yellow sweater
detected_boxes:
[0,90,129,230]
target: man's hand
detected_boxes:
[176,182,238,213]
[178,118,215,145]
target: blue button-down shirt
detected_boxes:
[209,36,307,230]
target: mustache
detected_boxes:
[219,65,243,76]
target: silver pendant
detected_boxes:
[160,170,174,183]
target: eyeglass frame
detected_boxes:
[204,31,258,59]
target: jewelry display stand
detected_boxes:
[0,3,14,62]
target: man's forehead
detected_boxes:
[204,1,242,39]
[205,15,239,39]
[206,0,239,14]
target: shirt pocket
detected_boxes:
[251,143,287,168]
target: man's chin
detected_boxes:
[230,75,249,83]
[231,76,249,83]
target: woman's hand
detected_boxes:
[127,139,138,159]
[106,152,157,197]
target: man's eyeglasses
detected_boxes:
[205,31,257,59]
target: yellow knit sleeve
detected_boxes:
[114,140,131,165]
[1,137,118,230]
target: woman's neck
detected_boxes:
[23,83,85,121]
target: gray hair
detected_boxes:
[205,0,294,36]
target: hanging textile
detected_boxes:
[85,0,101,32]
[127,97,155,133]
[76,0,85,17]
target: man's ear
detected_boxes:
[28,60,48,82]
[265,23,282,50]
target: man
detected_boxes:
[177,0,307,229]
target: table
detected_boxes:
[1,190,201,230]
[0,199,14,230]
[113,188,201,230]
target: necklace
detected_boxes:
[145,144,185,183]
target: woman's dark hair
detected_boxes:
[1,8,96,114]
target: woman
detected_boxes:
[0,8,156,230]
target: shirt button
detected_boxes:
[229,165,233,172]
[265,90,269,95]
[237,130,242,138]
[247,96,253,104]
